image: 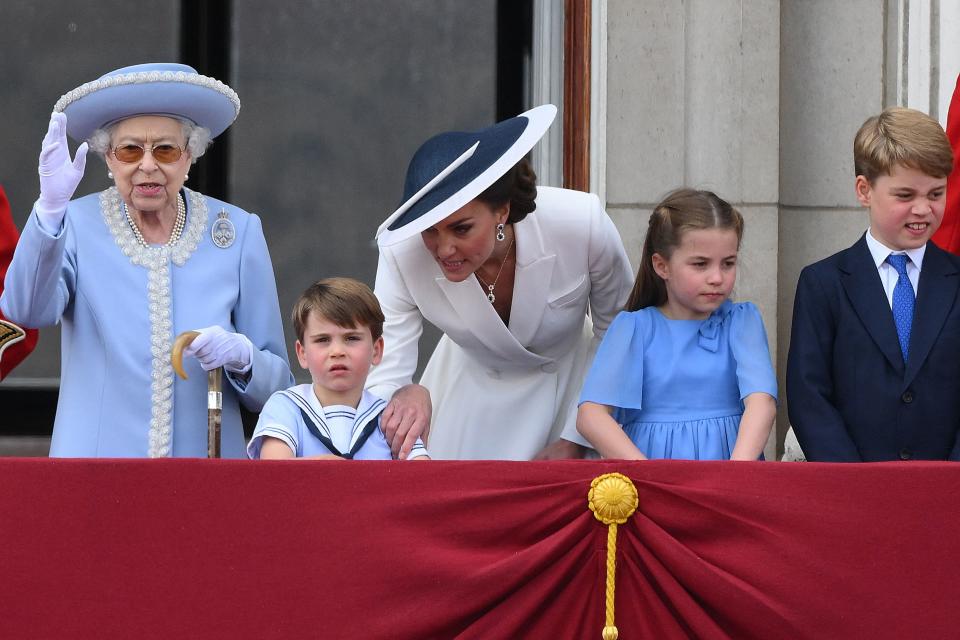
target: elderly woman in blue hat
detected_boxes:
[1,63,293,457]
[370,105,633,460]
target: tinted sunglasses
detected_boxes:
[112,143,184,164]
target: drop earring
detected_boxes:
[496,223,505,242]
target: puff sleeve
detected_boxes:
[578,310,647,412]
[247,391,301,459]
[728,302,778,402]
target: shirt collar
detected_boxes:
[865,228,926,270]
[287,385,386,435]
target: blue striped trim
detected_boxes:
[409,440,429,458]
[279,389,330,439]
[350,397,386,448]
[256,426,298,456]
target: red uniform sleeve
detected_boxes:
[932,74,960,255]
[0,185,39,380]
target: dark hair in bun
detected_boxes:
[477,157,538,223]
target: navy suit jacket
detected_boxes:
[787,235,960,461]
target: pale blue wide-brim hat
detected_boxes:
[376,104,556,247]
[53,62,241,142]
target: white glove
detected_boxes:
[182,326,255,374]
[36,112,88,233]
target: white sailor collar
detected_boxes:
[278,385,387,452]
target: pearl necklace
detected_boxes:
[475,237,515,304]
[124,193,186,248]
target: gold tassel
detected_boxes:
[588,473,639,640]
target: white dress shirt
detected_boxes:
[865,228,924,308]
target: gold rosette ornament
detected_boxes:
[588,473,639,640]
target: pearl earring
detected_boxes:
[184,173,189,180]
[107,171,113,179]
[496,223,505,242]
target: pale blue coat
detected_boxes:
[0,187,293,457]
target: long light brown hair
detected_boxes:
[626,189,744,311]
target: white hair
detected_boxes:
[87,116,213,165]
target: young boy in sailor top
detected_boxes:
[248,278,429,460]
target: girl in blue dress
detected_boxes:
[577,189,777,460]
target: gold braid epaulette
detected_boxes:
[0,318,27,355]
[588,473,639,640]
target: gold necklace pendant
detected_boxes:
[475,236,514,304]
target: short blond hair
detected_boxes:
[853,107,953,182]
[292,277,384,343]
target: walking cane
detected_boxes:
[171,331,222,458]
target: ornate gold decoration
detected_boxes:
[587,473,639,640]
[0,318,27,360]
[0,319,26,347]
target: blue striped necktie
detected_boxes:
[886,254,914,362]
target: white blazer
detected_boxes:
[368,186,633,459]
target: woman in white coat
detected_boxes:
[369,105,633,460]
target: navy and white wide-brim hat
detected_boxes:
[53,62,241,142]
[376,104,557,247]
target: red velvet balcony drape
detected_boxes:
[0,459,957,639]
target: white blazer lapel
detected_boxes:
[435,272,551,367]
[435,275,513,347]
[508,214,554,346]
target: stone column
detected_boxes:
[777,1,883,455]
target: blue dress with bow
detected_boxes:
[578,300,777,460]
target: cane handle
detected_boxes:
[171,330,201,380]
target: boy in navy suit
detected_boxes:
[787,107,960,461]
